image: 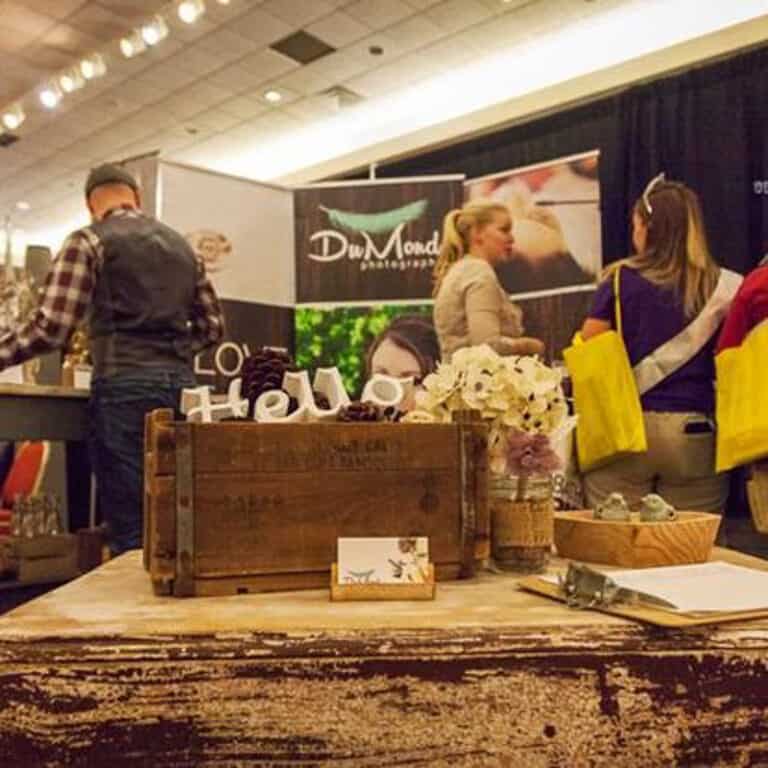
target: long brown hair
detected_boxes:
[432,200,509,297]
[606,180,719,317]
[365,314,440,382]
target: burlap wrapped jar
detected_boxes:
[489,473,554,573]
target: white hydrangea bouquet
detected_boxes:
[402,344,576,486]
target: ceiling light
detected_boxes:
[263,89,283,103]
[16,201,31,212]
[1,103,25,131]
[141,15,169,46]
[177,0,206,24]
[39,81,62,109]
[59,67,85,94]
[216,0,231,4]
[80,53,107,80]
[120,30,147,58]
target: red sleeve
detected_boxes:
[716,268,768,352]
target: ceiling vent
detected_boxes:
[322,85,364,110]
[0,132,19,148]
[270,30,335,65]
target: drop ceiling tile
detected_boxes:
[112,76,173,106]
[305,10,371,48]
[308,49,371,81]
[95,0,168,19]
[237,48,298,79]
[273,66,337,97]
[165,16,218,44]
[261,0,337,26]
[223,8,292,48]
[195,27,260,60]
[165,46,224,78]
[385,13,445,51]
[217,95,270,120]
[282,94,339,120]
[185,107,242,133]
[343,32,410,65]
[425,0,493,33]
[206,62,270,92]
[344,0,415,30]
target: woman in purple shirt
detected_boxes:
[580,177,738,512]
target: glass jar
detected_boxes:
[489,473,554,573]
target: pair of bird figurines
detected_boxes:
[594,492,677,522]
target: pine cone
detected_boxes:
[337,401,381,422]
[241,348,296,418]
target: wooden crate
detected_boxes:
[144,409,488,596]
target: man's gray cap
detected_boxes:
[85,163,139,198]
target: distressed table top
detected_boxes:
[1,547,767,644]
[2,549,768,766]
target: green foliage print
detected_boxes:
[295,304,433,397]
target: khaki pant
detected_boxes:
[583,411,729,513]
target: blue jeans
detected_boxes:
[88,370,195,555]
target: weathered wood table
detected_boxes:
[0,549,766,767]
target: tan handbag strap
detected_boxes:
[613,265,623,338]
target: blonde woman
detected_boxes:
[432,200,545,360]
[580,176,742,512]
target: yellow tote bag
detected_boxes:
[715,320,768,472]
[563,267,647,472]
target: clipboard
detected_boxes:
[519,571,768,628]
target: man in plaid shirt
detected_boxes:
[0,163,225,554]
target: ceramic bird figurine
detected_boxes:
[639,494,677,522]
[594,492,631,521]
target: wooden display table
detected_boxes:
[0,549,767,766]
[0,383,91,532]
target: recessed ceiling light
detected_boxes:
[178,0,206,24]
[1,103,25,131]
[59,67,85,94]
[80,53,107,80]
[16,201,31,212]
[39,81,62,109]
[141,15,169,46]
[263,89,283,103]
[120,30,147,58]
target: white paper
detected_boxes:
[0,365,23,384]
[548,562,768,613]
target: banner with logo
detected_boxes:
[294,176,464,304]
[465,150,602,299]
[158,161,295,390]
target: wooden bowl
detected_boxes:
[554,510,722,568]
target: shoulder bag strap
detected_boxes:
[633,268,743,395]
[613,265,623,338]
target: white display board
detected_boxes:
[158,162,294,306]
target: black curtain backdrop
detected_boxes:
[372,44,768,275]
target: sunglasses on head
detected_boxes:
[642,172,666,215]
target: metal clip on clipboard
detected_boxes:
[558,563,678,611]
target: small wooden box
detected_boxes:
[330,563,436,601]
[144,410,488,596]
[554,510,721,568]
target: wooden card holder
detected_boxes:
[330,563,436,601]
